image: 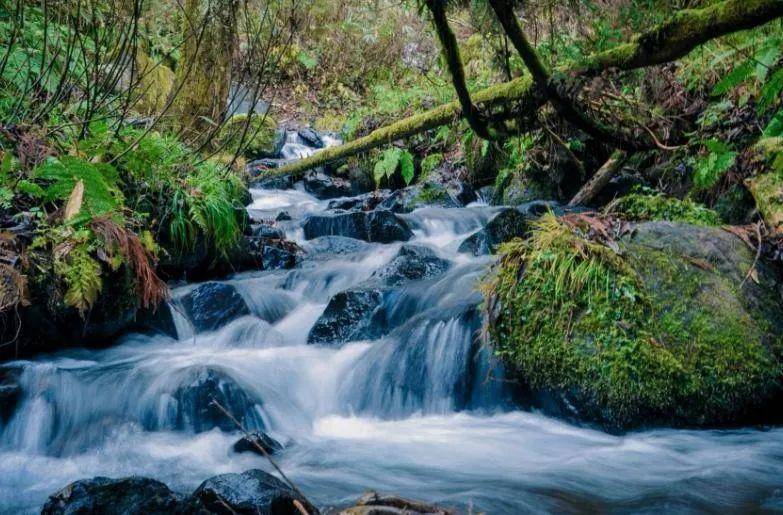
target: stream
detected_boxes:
[1,133,783,513]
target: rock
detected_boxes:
[276,211,292,221]
[219,114,281,159]
[297,127,325,148]
[0,366,21,423]
[231,236,301,272]
[41,476,182,515]
[445,181,477,206]
[370,245,450,286]
[308,288,386,345]
[135,302,179,338]
[303,169,354,199]
[252,170,294,190]
[379,185,457,213]
[252,223,285,240]
[233,431,284,455]
[182,469,316,515]
[304,236,371,258]
[341,491,452,515]
[170,367,264,433]
[489,219,783,430]
[180,282,250,332]
[302,211,413,243]
[327,191,391,212]
[500,172,558,206]
[459,208,530,255]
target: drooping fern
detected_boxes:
[56,241,103,315]
[373,147,414,187]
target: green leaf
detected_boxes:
[693,139,736,190]
[763,110,783,138]
[297,51,318,70]
[712,61,754,96]
[760,69,783,112]
[399,150,415,185]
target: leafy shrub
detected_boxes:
[373,147,415,187]
[607,191,722,226]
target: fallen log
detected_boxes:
[268,0,783,178]
[568,150,628,207]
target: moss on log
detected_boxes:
[269,0,783,178]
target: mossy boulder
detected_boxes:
[486,215,783,430]
[218,114,280,159]
[606,192,721,226]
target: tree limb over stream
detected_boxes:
[268,0,783,178]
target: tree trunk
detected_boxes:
[172,0,238,138]
[568,151,628,207]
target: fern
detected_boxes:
[34,156,122,220]
[57,243,103,314]
[373,147,415,187]
[693,139,737,190]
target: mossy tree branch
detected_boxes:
[270,0,783,178]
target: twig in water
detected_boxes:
[209,397,314,515]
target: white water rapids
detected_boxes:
[1,135,782,513]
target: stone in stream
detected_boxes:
[302,210,413,243]
[233,431,284,455]
[252,223,285,240]
[250,168,294,189]
[458,207,531,256]
[181,469,316,515]
[41,476,182,515]
[341,491,453,514]
[327,190,391,212]
[303,169,354,199]
[297,127,325,148]
[180,282,251,333]
[370,245,451,287]
[170,367,264,433]
[275,211,293,221]
[308,288,386,345]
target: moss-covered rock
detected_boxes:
[745,137,783,236]
[606,192,721,226]
[464,136,503,186]
[218,114,279,158]
[485,215,783,430]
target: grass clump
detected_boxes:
[484,214,782,429]
[606,191,721,226]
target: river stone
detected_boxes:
[180,282,250,332]
[459,208,530,255]
[303,169,353,199]
[171,367,263,433]
[302,211,413,243]
[371,245,451,286]
[251,170,294,190]
[233,431,284,455]
[327,190,391,212]
[304,236,371,258]
[343,491,453,514]
[182,469,315,515]
[252,223,285,239]
[41,477,182,515]
[308,288,386,345]
[297,127,325,148]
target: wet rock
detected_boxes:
[252,223,285,240]
[303,169,353,199]
[328,191,391,212]
[251,170,294,190]
[135,302,178,338]
[171,367,263,433]
[182,469,316,515]
[342,491,452,515]
[297,127,325,148]
[371,245,450,286]
[276,211,292,221]
[0,366,21,423]
[180,282,250,332]
[302,211,413,243]
[308,288,386,345]
[445,181,477,206]
[41,477,182,515]
[231,236,301,272]
[233,431,284,455]
[459,208,530,255]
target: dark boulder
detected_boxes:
[304,236,371,259]
[170,367,264,433]
[297,127,325,148]
[252,223,285,240]
[275,211,292,221]
[180,282,250,333]
[308,288,386,345]
[327,191,391,212]
[303,169,353,200]
[446,181,478,206]
[231,236,302,273]
[181,469,316,515]
[0,365,21,423]
[302,211,413,243]
[233,431,284,456]
[371,245,450,286]
[134,302,178,338]
[41,477,182,515]
[251,170,294,190]
[459,208,530,256]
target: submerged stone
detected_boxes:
[371,245,451,286]
[233,431,284,456]
[41,477,182,515]
[307,288,386,345]
[302,211,413,243]
[303,169,354,199]
[459,208,530,255]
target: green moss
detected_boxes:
[607,192,721,226]
[414,183,450,204]
[133,52,174,115]
[218,114,278,158]
[419,153,444,181]
[486,214,782,429]
[745,137,783,235]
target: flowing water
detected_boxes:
[2,137,783,513]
